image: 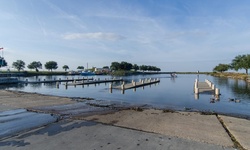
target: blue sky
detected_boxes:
[1,0,250,72]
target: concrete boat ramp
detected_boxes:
[1,90,250,149]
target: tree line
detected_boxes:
[213,54,250,74]
[3,59,161,73]
[110,61,161,72]
[12,60,59,72]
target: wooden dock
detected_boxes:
[194,79,220,95]
[65,78,123,86]
[20,78,94,84]
[113,79,160,90]
[195,82,214,93]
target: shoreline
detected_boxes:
[3,89,250,120]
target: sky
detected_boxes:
[1,0,250,72]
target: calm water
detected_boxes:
[2,74,250,117]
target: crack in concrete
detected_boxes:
[216,114,245,150]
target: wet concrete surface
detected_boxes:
[0,109,58,140]
[219,115,250,150]
[29,102,118,117]
[0,120,235,150]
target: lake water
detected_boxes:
[1,74,250,117]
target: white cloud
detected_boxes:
[62,32,126,41]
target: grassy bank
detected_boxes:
[210,72,249,80]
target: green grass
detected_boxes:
[211,72,249,80]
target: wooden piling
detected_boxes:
[215,88,220,95]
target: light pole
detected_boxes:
[0,47,3,68]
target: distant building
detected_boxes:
[94,68,111,74]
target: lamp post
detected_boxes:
[197,70,199,81]
[0,47,3,68]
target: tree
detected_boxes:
[132,64,139,71]
[213,64,230,73]
[12,60,25,72]
[103,66,109,69]
[45,61,58,71]
[27,61,42,72]
[77,66,84,70]
[120,61,132,70]
[139,65,147,72]
[110,62,120,71]
[0,57,7,67]
[62,65,69,71]
[231,54,250,74]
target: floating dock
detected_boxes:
[112,78,160,90]
[20,77,94,84]
[194,79,220,95]
[65,78,123,86]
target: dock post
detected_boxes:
[65,82,68,89]
[194,93,199,100]
[215,88,220,95]
[109,83,112,89]
[121,83,125,90]
[56,82,59,88]
[195,81,198,88]
[212,84,216,90]
[194,87,199,94]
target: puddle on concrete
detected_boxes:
[0,109,58,139]
[0,109,27,117]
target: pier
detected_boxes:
[112,78,160,90]
[194,79,220,95]
[20,77,94,84]
[64,78,123,86]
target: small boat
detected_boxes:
[80,63,95,76]
[80,71,95,76]
[171,73,177,78]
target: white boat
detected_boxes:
[171,73,177,78]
